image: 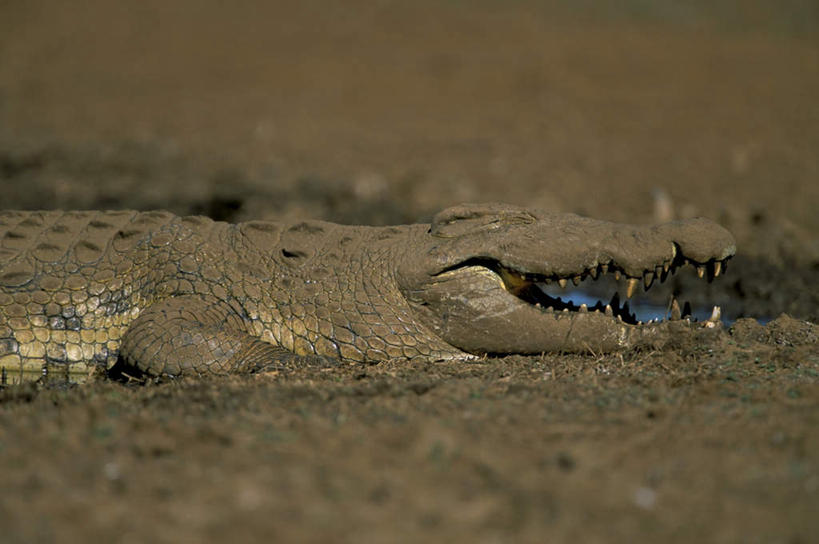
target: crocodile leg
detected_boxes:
[118,296,333,377]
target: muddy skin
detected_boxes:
[0,204,734,380]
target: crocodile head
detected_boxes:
[398,203,736,354]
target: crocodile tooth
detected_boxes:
[670,298,681,321]
[579,303,588,312]
[697,265,705,279]
[660,263,670,283]
[625,278,639,299]
[708,305,721,322]
[643,271,654,290]
[558,278,568,288]
[600,263,609,275]
[605,304,613,317]
[671,243,677,259]
[663,262,670,274]
[614,270,621,281]
[572,275,581,286]
[713,261,722,277]
[562,308,569,313]
[589,266,599,280]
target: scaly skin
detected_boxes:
[0,204,735,381]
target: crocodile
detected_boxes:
[0,203,735,382]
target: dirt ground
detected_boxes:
[0,1,817,542]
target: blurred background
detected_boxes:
[0,1,817,256]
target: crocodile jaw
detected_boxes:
[405,263,725,354]
[398,203,736,355]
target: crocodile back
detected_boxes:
[0,210,179,286]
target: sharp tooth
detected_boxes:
[605,304,613,317]
[572,275,581,286]
[614,270,621,281]
[580,303,588,312]
[643,271,654,290]
[589,266,599,280]
[562,308,569,313]
[625,278,639,299]
[708,305,721,322]
[670,298,681,321]
[663,262,670,274]
[697,265,705,279]
[713,261,722,277]
[535,302,541,308]
[671,243,677,259]
[660,263,670,283]
[600,264,609,274]
[558,278,568,288]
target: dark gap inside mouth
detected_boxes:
[534,273,724,324]
[441,257,736,325]
[508,265,732,325]
[516,282,641,324]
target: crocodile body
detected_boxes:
[0,204,735,381]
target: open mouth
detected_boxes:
[446,247,731,326]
